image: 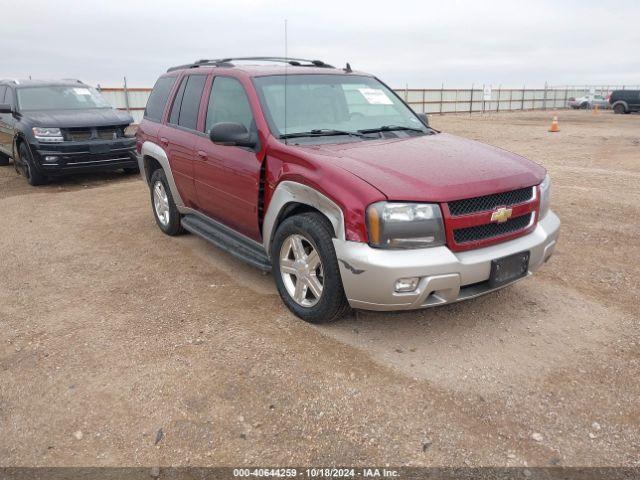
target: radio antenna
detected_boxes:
[284,19,288,144]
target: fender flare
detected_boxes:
[262,181,346,253]
[140,140,185,207]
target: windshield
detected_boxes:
[17,85,112,111]
[253,74,427,138]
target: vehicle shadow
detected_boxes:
[0,162,141,200]
[316,277,622,395]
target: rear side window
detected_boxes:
[0,86,6,103]
[169,78,188,125]
[144,76,177,122]
[4,88,13,105]
[174,75,206,130]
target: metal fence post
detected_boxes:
[123,76,131,114]
[469,84,474,115]
[454,89,458,113]
[509,88,513,111]
[439,83,444,115]
[543,82,548,110]
[521,85,525,110]
[497,85,501,112]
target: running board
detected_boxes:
[181,214,272,272]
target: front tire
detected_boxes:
[271,212,350,323]
[19,143,47,186]
[123,166,140,175]
[149,169,183,236]
[0,151,10,166]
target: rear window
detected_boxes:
[145,76,177,123]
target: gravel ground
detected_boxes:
[0,110,638,467]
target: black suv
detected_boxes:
[609,89,640,114]
[0,79,138,185]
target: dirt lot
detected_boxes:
[1,110,638,467]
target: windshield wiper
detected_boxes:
[357,125,427,134]
[279,129,368,139]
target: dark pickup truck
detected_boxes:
[0,79,138,185]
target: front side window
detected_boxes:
[145,76,177,122]
[17,86,112,111]
[205,77,255,133]
[253,74,426,138]
[4,87,13,106]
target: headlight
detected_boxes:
[539,173,551,219]
[366,202,446,249]
[32,127,64,143]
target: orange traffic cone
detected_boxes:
[592,104,599,115]
[549,116,559,132]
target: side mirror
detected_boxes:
[209,122,255,148]
[0,104,13,114]
[416,113,429,127]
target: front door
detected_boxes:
[194,76,262,241]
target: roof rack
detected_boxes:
[167,57,335,72]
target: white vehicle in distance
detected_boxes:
[567,94,609,109]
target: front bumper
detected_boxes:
[333,210,560,311]
[31,139,137,175]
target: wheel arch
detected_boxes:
[262,181,345,254]
[611,100,628,112]
[140,141,184,207]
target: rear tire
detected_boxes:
[271,212,350,323]
[613,104,626,114]
[581,102,589,110]
[149,169,183,236]
[19,143,47,186]
[0,152,10,166]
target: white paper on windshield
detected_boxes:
[358,88,393,105]
[73,88,91,96]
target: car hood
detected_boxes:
[23,108,133,128]
[296,133,546,202]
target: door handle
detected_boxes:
[159,137,169,146]
[196,150,208,159]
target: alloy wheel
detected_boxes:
[153,180,170,227]
[279,234,324,307]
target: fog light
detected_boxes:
[394,277,420,293]
[44,156,58,163]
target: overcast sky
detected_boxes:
[2,0,639,88]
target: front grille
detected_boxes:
[453,213,532,244]
[448,187,534,216]
[67,129,92,142]
[64,126,123,142]
[96,127,119,140]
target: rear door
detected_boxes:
[160,73,207,209]
[194,75,262,240]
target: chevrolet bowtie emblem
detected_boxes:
[491,207,513,223]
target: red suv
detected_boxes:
[136,57,560,323]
